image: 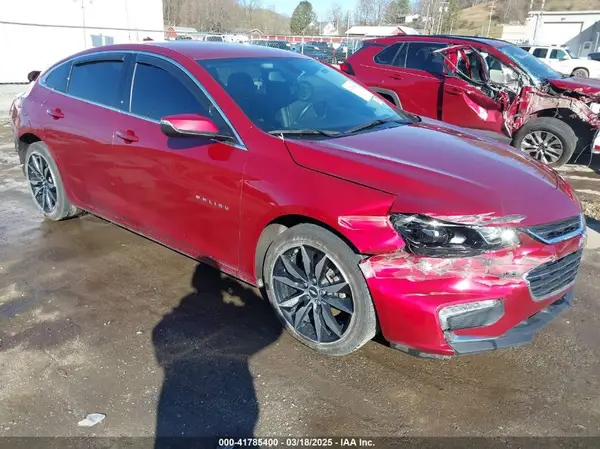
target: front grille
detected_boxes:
[526,216,583,244]
[525,250,582,301]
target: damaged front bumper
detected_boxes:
[444,292,569,355]
[359,231,584,358]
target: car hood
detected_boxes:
[284,119,580,226]
[547,76,600,96]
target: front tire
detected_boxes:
[571,67,589,77]
[263,224,377,356]
[24,142,81,221]
[512,117,577,167]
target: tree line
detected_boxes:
[163,0,546,35]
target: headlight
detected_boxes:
[390,214,520,257]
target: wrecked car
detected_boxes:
[341,35,600,167]
[12,42,585,358]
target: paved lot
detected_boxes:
[1,121,600,440]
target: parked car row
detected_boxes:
[249,39,362,64]
[341,34,600,167]
[9,40,586,360]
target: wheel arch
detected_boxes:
[253,214,361,286]
[370,87,402,108]
[18,132,43,165]
[526,108,595,153]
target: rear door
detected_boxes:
[35,53,128,210]
[368,41,447,119]
[104,53,246,270]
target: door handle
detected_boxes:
[115,129,139,143]
[46,108,65,119]
[388,75,403,80]
[445,86,462,95]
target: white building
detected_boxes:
[526,10,600,56]
[0,0,165,83]
[346,25,420,37]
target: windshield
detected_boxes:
[198,57,409,136]
[564,47,577,58]
[498,44,561,82]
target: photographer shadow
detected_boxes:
[152,262,282,448]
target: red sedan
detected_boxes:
[10,42,585,358]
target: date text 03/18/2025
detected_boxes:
[218,438,376,447]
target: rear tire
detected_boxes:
[263,224,377,356]
[24,142,81,221]
[512,117,577,167]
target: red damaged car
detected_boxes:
[11,42,586,358]
[342,35,600,167]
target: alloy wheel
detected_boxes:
[520,131,564,165]
[27,153,58,213]
[271,244,354,343]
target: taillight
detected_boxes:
[340,62,355,75]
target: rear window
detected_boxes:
[43,61,72,93]
[374,43,403,65]
[68,60,123,108]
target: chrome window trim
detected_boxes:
[525,215,584,245]
[39,49,247,151]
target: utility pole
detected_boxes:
[532,0,545,44]
[486,0,495,37]
[81,0,87,49]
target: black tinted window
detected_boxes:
[405,42,446,73]
[521,46,530,52]
[131,63,210,121]
[68,60,123,107]
[533,48,548,58]
[44,62,71,92]
[375,43,403,65]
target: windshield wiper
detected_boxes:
[344,118,406,135]
[268,129,341,137]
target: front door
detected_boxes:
[102,54,247,271]
[438,45,505,134]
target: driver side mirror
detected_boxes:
[160,114,219,138]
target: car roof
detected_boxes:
[366,34,512,48]
[81,41,305,60]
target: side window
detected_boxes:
[405,42,446,74]
[374,43,403,66]
[484,52,518,84]
[521,46,530,52]
[43,62,71,93]
[130,62,232,135]
[532,48,548,58]
[68,60,123,107]
[549,49,566,60]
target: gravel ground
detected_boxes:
[1,119,600,444]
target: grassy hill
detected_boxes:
[451,0,600,38]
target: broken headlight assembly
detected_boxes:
[390,214,520,257]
